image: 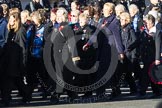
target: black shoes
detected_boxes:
[81,92,92,98]
[109,91,121,100]
[137,92,147,99]
[149,93,161,99]
[50,93,60,104]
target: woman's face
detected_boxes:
[145,19,154,30]
[115,8,124,17]
[50,12,56,23]
[32,15,39,26]
[120,16,128,27]
[79,17,87,27]
[129,8,136,17]
[21,13,27,24]
[71,2,78,11]
[9,15,16,26]
[71,12,79,24]
[103,5,112,17]
[56,10,66,23]
[83,10,89,17]
[56,14,64,23]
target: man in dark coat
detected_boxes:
[118,12,137,95]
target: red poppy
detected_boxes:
[59,26,64,31]
[140,26,145,32]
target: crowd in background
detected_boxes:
[0,0,162,107]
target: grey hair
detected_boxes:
[128,4,139,13]
[56,7,68,22]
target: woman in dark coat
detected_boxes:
[49,7,80,102]
[119,12,137,94]
[1,12,29,106]
[43,8,59,98]
[72,13,97,97]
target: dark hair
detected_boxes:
[83,6,94,18]
[72,0,80,6]
[0,5,3,16]
[147,14,155,26]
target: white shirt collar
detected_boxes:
[149,26,156,34]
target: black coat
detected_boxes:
[121,24,137,60]
[43,21,57,76]
[52,22,76,91]
[129,28,161,63]
[2,26,26,77]
[155,30,161,61]
[74,25,96,70]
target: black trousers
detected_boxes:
[139,60,160,95]
[110,57,137,93]
[0,76,29,104]
[26,56,49,96]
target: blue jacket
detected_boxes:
[31,24,44,58]
[104,14,124,54]
[87,14,124,54]
[0,17,8,48]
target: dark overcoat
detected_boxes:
[2,26,26,77]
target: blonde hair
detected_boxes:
[120,12,131,24]
[83,6,94,18]
[7,12,21,32]
[128,4,139,14]
[104,2,115,14]
[21,10,31,21]
[56,7,68,22]
[71,9,80,16]
[32,11,45,24]
[9,8,20,16]
[79,13,88,20]
[115,4,126,12]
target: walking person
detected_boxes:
[0,12,30,106]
